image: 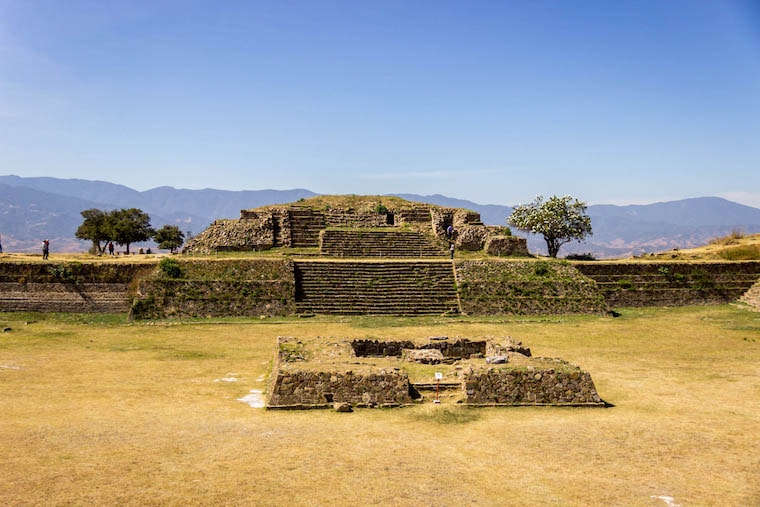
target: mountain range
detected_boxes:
[2,174,759,258]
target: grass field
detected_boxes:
[1,306,758,506]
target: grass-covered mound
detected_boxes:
[456,259,608,315]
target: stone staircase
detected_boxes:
[739,279,760,311]
[319,229,446,258]
[575,262,760,307]
[294,260,459,315]
[397,205,432,224]
[289,208,326,247]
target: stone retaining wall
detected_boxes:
[485,235,529,257]
[267,369,413,408]
[463,366,604,406]
[574,261,760,307]
[0,262,152,314]
[351,339,415,357]
[131,259,295,319]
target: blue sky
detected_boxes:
[1,0,759,207]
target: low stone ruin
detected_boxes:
[265,335,604,409]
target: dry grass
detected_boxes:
[1,308,759,506]
[645,233,760,261]
[710,229,746,246]
[0,252,168,264]
[253,194,413,213]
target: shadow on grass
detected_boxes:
[406,404,482,425]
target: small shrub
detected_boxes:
[618,279,633,290]
[47,265,80,284]
[375,203,389,214]
[534,263,549,276]
[130,296,157,319]
[710,229,745,246]
[158,258,183,279]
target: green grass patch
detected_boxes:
[717,244,760,260]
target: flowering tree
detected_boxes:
[507,195,592,258]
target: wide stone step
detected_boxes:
[293,259,458,315]
[319,229,446,258]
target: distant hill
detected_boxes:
[1,174,759,258]
[0,175,316,252]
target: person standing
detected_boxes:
[108,241,114,256]
[449,242,455,259]
[42,239,49,260]
[0,234,3,254]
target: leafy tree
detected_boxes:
[154,225,185,253]
[75,209,112,254]
[507,195,592,258]
[109,208,154,254]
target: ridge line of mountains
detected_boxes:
[1,174,759,258]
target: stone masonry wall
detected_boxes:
[574,261,760,308]
[131,259,296,319]
[267,369,413,408]
[463,367,604,405]
[0,262,152,314]
[485,235,529,257]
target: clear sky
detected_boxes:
[1,0,759,207]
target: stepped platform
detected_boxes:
[319,229,446,258]
[0,282,130,313]
[294,259,459,315]
[575,261,760,307]
[739,279,760,311]
[289,208,326,247]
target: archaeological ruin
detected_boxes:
[267,335,605,409]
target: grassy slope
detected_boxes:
[0,308,758,506]
[644,232,760,261]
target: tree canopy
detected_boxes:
[75,208,154,255]
[507,195,592,258]
[75,208,112,254]
[154,225,185,253]
[110,208,154,254]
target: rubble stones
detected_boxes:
[402,349,445,364]
[333,401,353,412]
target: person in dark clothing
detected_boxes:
[108,242,114,256]
[42,239,49,260]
